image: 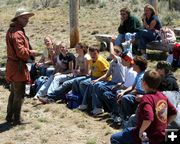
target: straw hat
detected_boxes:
[11,8,34,22]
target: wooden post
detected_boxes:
[148,0,158,14]
[69,0,80,48]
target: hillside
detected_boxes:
[0,0,180,65]
[0,0,180,144]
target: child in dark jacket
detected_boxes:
[110,70,177,144]
[156,61,179,92]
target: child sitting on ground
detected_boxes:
[74,46,110,110]
[37,43,90,103]
[114,56,147,124]
[157,61,179,92]
[100,51,137,123]
[36,36,56,76]
[110,70,177,144]
[30,36,56,82]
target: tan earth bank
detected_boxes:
[0,0,180,144]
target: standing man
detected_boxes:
[5,8,39,125]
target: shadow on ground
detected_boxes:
[147,51,167,61]
[0,78,10,90]
[0,122,13,133]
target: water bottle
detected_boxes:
[25,83,31,95]
[141,132,149,144]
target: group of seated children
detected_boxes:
[29,33,179,144]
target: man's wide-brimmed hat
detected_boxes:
[11,8,34,22]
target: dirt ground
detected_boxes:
[0,85,119,144]
[0,0,180,144]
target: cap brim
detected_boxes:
[11,12,34,22]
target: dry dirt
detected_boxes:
[0,0,180,144]
[0,85,119,144]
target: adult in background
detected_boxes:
[5,8,39,125]
[136,4,162,58]
[114,7,141,47]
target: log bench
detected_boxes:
[174,27,180,38]
[95,34,115,51]
[146,41,175,52]
[95,34,175,52]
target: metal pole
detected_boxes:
[69,0,80,48]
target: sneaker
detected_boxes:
[33,95,38,100]
[109,113,116,120]
[92,108,104,116]
[113,116,122,124]
[121,41,131,49]
[78,105,87,110]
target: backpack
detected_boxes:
[159,27,176,45]
[30,63,41,83]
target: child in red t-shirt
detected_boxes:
[110,70,177,144]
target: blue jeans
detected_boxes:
[36,75,54,97]
[119,94,138,120]
[79,77,96,105]
[91,81,105,108]
[136,29,158,50]
[47,74,71,97]
[36,74,70,97]
[72,76,88,95]
[93,81,116,109]
[114,34,125,46]
[100,90,118,114]
[110,127,135,144]
[47,76,79,100]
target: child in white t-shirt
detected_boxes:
[99,51,137,122]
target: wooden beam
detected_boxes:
[69,0,80,48]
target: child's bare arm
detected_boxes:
[139,120,151,140]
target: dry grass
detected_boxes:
[0,85,118,144]
[0,0,180,144]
